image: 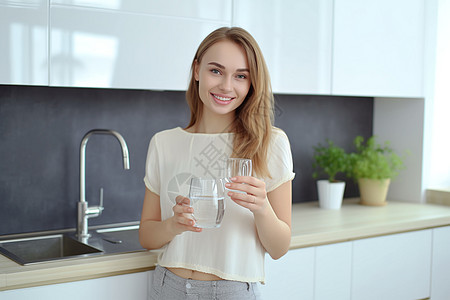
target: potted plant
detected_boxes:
[347,135,404,206]
[312,140,350,209]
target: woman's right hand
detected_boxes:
[140,189,200,250]
[171,195,202,234]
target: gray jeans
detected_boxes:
[150,265,261,300]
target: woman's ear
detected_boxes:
[193,59,199,81]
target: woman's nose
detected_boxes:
[219,76,233,91]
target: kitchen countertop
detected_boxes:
[290,198,450,248]
[2,198,450,291]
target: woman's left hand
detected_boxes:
[225,176,268,214]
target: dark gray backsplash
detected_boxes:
[0,85,372,235]
[273,94,373,206]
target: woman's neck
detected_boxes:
[190,112,235,134]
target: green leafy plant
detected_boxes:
[312,140,350,182]
[347,136,404,180]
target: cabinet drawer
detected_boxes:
[352,230,432,300]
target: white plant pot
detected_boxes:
[317,180,346,210]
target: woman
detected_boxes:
[140,27,295,299]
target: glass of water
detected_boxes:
[225,158,252,193]
[188,177,225,228]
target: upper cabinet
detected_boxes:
[0,0,49,86]
[233,0,425,98]
[50,0,231,21]
[49,1,231,90]
[233,0,333,95]
[332,0,425,98]
[0,0,427,97]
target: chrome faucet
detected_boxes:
[78,129,130,239]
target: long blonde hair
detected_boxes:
[186,27,274,178]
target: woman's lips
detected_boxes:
[211,93,234,105]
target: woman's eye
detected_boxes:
[211,69,221,75]
[236,74,247,79]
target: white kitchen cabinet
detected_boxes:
[0,271,151,300]
[49,5,229,90]
[261,247,314,300]
[232,0,333,95]
[431,226,450,300]
[332,0,425,98]
[2,0,429,96]
[0,0,48,85]
[314,242,352,300]
[352,230,432,300]
[233,0,425,98]
[50,0,232,22]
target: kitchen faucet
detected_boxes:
[78,129,130,239]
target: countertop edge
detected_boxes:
[290,216,450,249]
[1,251,158,291]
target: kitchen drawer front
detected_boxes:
[431,226,450,299]
[0,271,151,300]
[261,247,315,299]
[352,229,432,300]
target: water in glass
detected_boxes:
[189,178,225,228]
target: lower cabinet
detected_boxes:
[431,226,450,300]
[314,242,352,300]
[352,230,432,300]
[262,229,434,300]
[0,271,152,300]
[261,247,315,299]
[261,242,353,300]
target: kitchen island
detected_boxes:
[1,198,450,298]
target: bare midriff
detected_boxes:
[167,267,224,281]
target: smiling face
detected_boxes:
[193,40,251,125]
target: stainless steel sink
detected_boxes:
[0,224,146,266]
[96,225,140,245]
[94,225,144,254]
[0,234,102,265]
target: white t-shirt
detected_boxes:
[144,127,295,283]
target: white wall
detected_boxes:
[373,98,424,203]
[377,0,450,202]
[428,0,450,189]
